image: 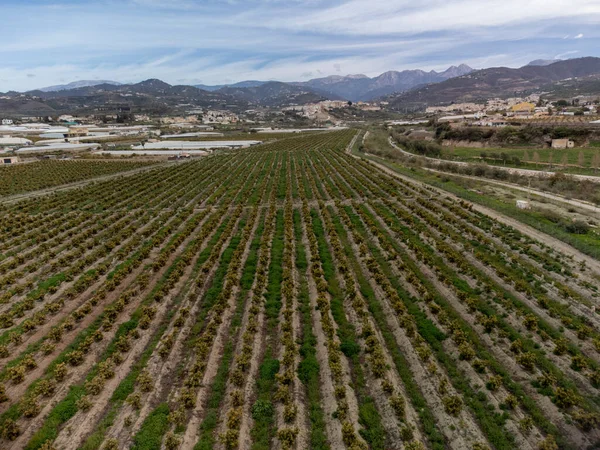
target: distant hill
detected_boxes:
[215,81,333,107]
[0,78,328,116]
[387,57,600,110]
[195,80,267,91]
[38,80,122,92]
[295,65,474,102]
[526,59,562,67]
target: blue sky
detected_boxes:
[1,0,600,91]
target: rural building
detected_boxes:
[474,118,508,127]
[551,139,575,149]
[510,102,536,114]
[64,128,89,138]
[516,200,531,210]
[1,119,13,125]
[1,156,19,165]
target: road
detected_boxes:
[388,137,600,183]
[387,137,600,217]
[347,136,600,273]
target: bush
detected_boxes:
[442,396,462,416]
[565,220,589,235]
[538,435,558,450]
[251,399,273,420]
[1,419,20,440]
[164,431,181,450]
[277,427,299,449]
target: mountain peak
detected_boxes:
[526,59,562,67]
[440,64,474,78]
[136,78,171,88]
[38,80,121,92]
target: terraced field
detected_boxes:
[0,130,599,450]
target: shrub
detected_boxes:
[1,418,20,440]
[520,416,534,433]
[565,220,589,235]
[219,429,239,449]
[127,392,142,410]
[138,370,154,392]
[251,400,273,420]
[20,396,41,417]
[8,365,26,384]
[516,352,536,371]
[283,403,298,423]
[54,362,68,381]
[504,394,518,410]
[458,342,475,361]
[102,438,119,450]
[164,431,181,450]
[486,375,503,391]
[538,435,558,450]
[277,427,299,449]
[390,394,406,419]
[443,396,462,416]
[572,409,600,431]
[77,396,93,411]
[554,387,578,409]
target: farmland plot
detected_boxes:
[0,130,599,450]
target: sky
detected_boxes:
[1,0,600,91]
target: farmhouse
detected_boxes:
[510,102,536,115]
[1,156,19,165]
[551,139,575,149]
[1,119,13,126]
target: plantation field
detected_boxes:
[442,146,600,172]
[0,130,599,450]
[0,160,157,197]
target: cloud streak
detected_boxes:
[0,0,599,91]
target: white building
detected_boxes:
[0,136,33,146]
[551,139,575,149]
[1,156,19,165]
[1,119,13,126]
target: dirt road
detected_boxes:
[389,137,600,183]
[348,145,600,273]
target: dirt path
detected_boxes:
[354,152,600,274]
[388,137,600,184]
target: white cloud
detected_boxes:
[555,50,580,59]
[1,0,599,91]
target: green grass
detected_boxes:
[194,341,235,450]
[437,146,600,175]
[310,209,386,450]
[361,154,600,260]
[131,403,171,450]
[353,202,567,448]
[195,211,265,449]
[250,209,285,449]
[331,207,446,449]
[250,355,280,450]
[293,209,330,450]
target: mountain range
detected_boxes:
[386,57,600,110]
[189,64,474,102]
[3,58,600,116]
[33,64,474,103]
[293,65,474,101]
[38,80,122,92]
